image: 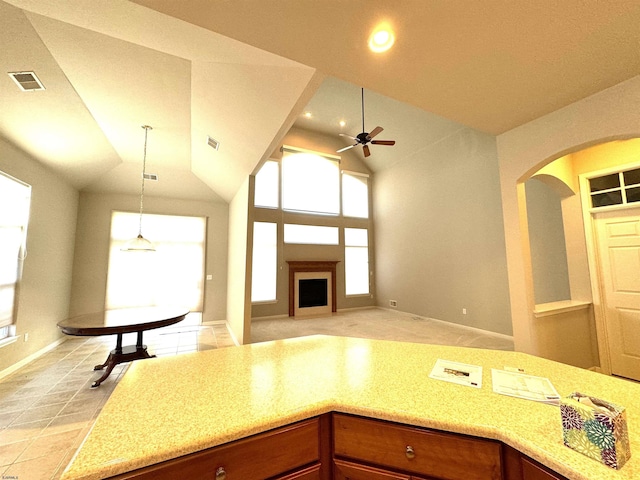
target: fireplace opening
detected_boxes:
[299,279,328,308]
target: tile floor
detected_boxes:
[0,307,512,479]
[0,322,234,480]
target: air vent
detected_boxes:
[143,173,158,181]
[9,71,45,91]
[207,136,220,151]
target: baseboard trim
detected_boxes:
[225,322,240,346]
[251,306,378,322]
[377,307,515,341]
[0,336,68,381]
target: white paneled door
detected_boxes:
[595,209,640,381]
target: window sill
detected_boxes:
[0,335,19,349]
[252,300,278,306]
[533,300,592,318]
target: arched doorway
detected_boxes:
[520,138,640,380]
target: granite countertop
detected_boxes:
[61,335,640,480]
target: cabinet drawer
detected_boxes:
[334,459,410,480]
[112,418,320,480]
[522,457,568,480]
[275,463,321,480]
[333,414,502,480]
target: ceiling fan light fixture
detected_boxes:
[368,26,395,53]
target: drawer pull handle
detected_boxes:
[215,467,227,480]
[405,445,416,459]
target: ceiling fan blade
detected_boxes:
[371,140,396,146]
[363,144,371,157]
[368,126,384,139]
[336,144,357,153]
[339,133,357,141]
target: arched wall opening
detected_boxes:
[516,137,640,371]
[496,72,640,370]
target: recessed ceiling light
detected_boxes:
[339,120,346,127]
[304,111,312,118]
[368,25,395,53]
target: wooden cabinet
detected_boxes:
[521,457,567,480]
[276,464,322,480]
[108,413,569,480]
[110,417,325,480]
[333,413,502,480]
[334,459,411,480]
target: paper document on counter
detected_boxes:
[491,369,560,404]
[429,359,482,388]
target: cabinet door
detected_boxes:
[521,457,568,480]
[111,418,320,480]
[275,463,322,480]
[334,459,410,480]
[333,414,502,480]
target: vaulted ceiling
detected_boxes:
[2,0,640,202]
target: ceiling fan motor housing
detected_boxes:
[356,132,371,144]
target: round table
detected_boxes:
[58,306,189,387]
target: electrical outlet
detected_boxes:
[23,332,29,342]
[462,308,467,315]
[389,300,397,307]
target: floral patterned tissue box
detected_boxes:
[560,392,631,469]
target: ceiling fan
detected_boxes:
[337,88,396,158]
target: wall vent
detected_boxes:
[9,71,45,91]
[207,136,220,151]
[143,173,158,181]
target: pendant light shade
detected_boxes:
[122,125,155,252]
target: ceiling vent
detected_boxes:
[143,173,158,181]
[207,136,220,151]
[9,71,45,91]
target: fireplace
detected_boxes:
[299,278,328,308]
[287,261,339,317]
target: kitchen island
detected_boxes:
[61,335,639,480]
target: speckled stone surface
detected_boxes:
[61,335,640,480]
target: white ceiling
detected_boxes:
[2,0,640,202]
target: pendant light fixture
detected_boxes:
[121,125,155,252]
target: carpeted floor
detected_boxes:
[251,307,514,351]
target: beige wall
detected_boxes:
[227,178,251,343]
[70,191,228,322]
[374,127,512,335]
[525,178,571,304]
[0,138,78,373]
[251,127,375,319]
[497,74,640,367]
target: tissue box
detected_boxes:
[560,392,631,469]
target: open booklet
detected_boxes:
[428,359,483,388]
[491,368,560,404]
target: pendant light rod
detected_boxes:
[138,125,152,237]
[121,125,155,251]
[361,88,365,133]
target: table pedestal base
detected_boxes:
[91,331,155,388]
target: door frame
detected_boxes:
[580,163,640,376]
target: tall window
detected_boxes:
[251,222,277,302]
[342,171,369,218]
[0,172,31,340]
[281,147,340,215]
[345,228,369,295]
[252,146,373,305]
[254,160,279,208]
[106,212,206,311]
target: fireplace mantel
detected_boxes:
[286,261,339,317]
